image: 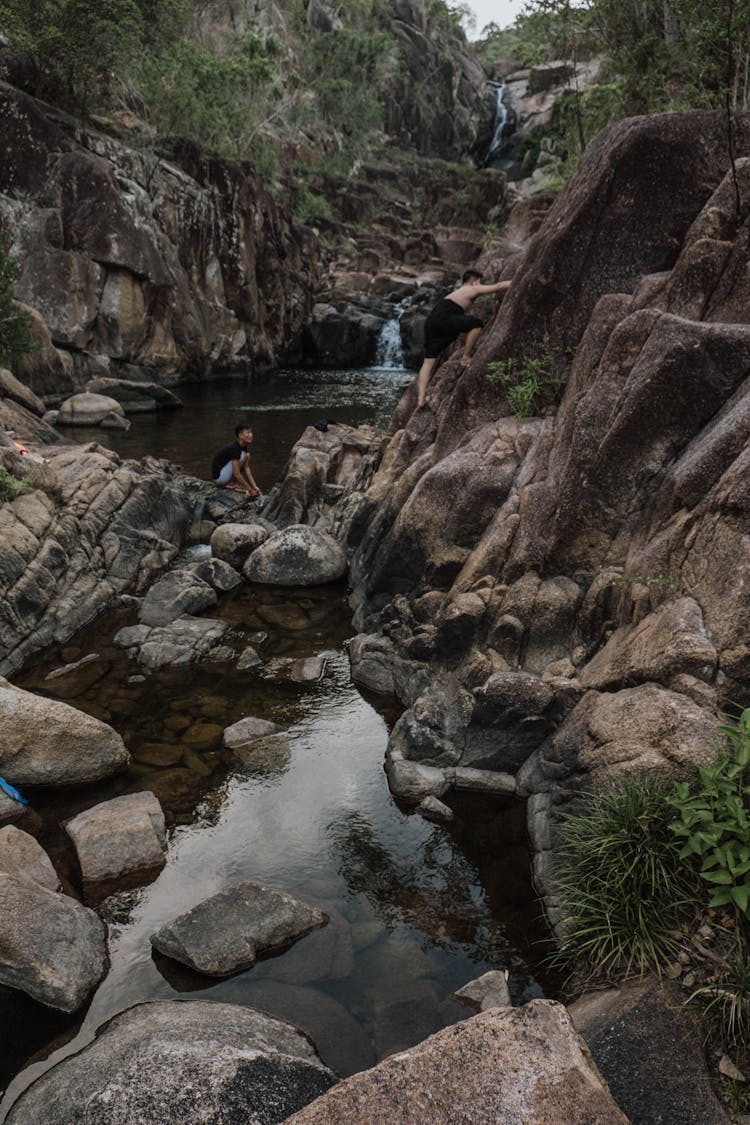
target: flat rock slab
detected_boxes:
[0,676,129,786]
[115,616,229,671]
[223,715,283,752]
[0,825,59,891]
[65,791,166,902]
[139,570,217,627]
[150,881,328,976]
[5,1000,336,1125]
[286,1000,628,1124]
[243,524,347,586]
[570,978,730,1125]
[0,873,107,1012]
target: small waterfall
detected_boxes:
[486,82,510,162]
[373,298,410,369]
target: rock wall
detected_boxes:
[0,85,320,399]
[328,110,750,928]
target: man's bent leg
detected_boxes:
[461,326,482,367]
[417,356,437,408]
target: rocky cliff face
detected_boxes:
[0,85,320,399]
[333,110,750,927]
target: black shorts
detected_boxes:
[423,298,483,359]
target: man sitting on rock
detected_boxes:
[416,270,511,408]
[210,423,261,498]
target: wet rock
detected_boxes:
[5,1000,336,1125]
[348,633,397,695]
[416,795,455,823]
[0,825,59,890]
[452,766,516,795]
[237,645,262,670]
[189,556,242,592]
[385,755,450,803]
[453,969,511,1012]
[132,742,183,767]
[290,656,327,683]
[256,601,311,630]
[232,734,292,776]
[57,392,126,426]
[64,791,167,902]
[223,715,283,752]
[43,652,109,697]
[0,873,107,1012]
[210,521,270,569]
[286,1000,628,1124]
[150,881,328,976]
[267,910,353,985]
[0,676,129,786]
[373,977,442,1059]
[84,377,182,413]
[139,570,217,627]
[116,616,230,671]
[182,722,223,751]
[243,524,347,586]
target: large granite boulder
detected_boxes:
[85,377,183,413]
[210,521,271,569]
[64,791,167,902]
[0,677,129,786]
[243,525,347,586]
[0,873,107,1011]
[150,881,327,976]
[57,393,126,426]
[138,569,217,627]
[286,1000,628,1124]
[5,1001,336,1124]
[0,825,60,890]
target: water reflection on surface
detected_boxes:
[3,579,552,1114]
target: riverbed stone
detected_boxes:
[237,644,262,669]
[232,734,292,776]
[0,873,108,1012]
[286,1000,628,1124]
[64,791,167,901]
[0,676,129,786]
[0,825,59,890]
[43,652,109,697]
[290,655,327,682]
[385,756,451,803]
[57,392,126,426]
[5,1000,336,1125]
[243,524,347,586]
[452,969,511,1012]
[132,616,230,670]
[416,795,455,823]
[210,521,271,569]
[138,570,217,627]
[189,556,242,592]
[223,715,283,751]
[150,881,328,976]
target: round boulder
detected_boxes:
[210,522,271,570]
[243,525,347,586]
[57,393,126,426]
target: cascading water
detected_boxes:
[373,297,410,369]
[486,81,510,163]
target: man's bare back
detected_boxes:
[446,279,511,311]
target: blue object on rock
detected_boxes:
[0,776,27,805]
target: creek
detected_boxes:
[1,366,555,1116]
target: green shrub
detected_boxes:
[486,337,567,417]
[292,186,332,227]
[0,466,32,502]
[555,774,696,977]
[668,709,750,920]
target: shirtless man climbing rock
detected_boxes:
[416,270,511,408]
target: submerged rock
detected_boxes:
[223,716,283,752]
[0,677,129,786]
[452,969,511,1012]
[0,873,107,1012]
[138,570,217,627]
[243,524,347,586]
[150,881,327,976]
[286,1000,628,1124]
[5,1000,336,1125]
[64,791,167,903]
[115,615,229,670]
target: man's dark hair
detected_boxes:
[234,422,252,438]
[462,269,482,283]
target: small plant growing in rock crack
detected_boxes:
[368,407,389,438]
[0,466,32,502]
[485,336,568,418]
[605,572,679,595]
[553,774,696,978]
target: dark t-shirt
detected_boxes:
[210,442,246,479]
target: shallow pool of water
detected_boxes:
[66,366,412,487]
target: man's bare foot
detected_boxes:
[460,354,472,368]
[417,397,426,408]
[226,482,245,493]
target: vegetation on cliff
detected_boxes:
[0,237,32,370]
[479,0,750,173]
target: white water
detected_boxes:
[373,298,410,370]
[487,82,509,160]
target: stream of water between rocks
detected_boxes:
[1,368,556,1116]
